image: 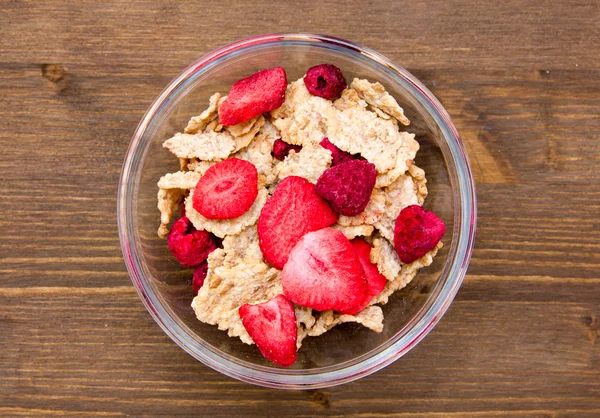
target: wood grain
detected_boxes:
[1,0,599,416]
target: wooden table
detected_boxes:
[1,1,599,416]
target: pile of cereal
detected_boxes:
[157,64,445,367]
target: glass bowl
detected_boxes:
[118,33,476,389]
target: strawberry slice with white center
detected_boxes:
[281,228,369,315]
[239,294,298,367]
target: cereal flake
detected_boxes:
[185,188,268,238]
[227,115,265,152]
[275,142,332,184]
[163,131,236,161]
[184,93,221,134]
[192,255,283,345]
[331,224,375,240]
[370,235,402,281]
[157,188,184,238]
[338,188,387,227]
[308,306,384,336]
[271,79,333,146]
[157,171,201,190]
[371,242,442,305]
[351,78,410,126]
[373,173,423,241]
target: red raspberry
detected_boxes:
[218,67,287,126]
[315,160,377,216]
[304,64,346,100]
[394,205,445,264]
[192,261,208,295]
[273,138,302,161]
[167,217,217,267]
[319,137,355,166]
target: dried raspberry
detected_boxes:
[192,261,208,295]
[393,205,445,264]
[273,138,302,161]
[319,137,355,166]
[304,64,346,100]
[168,216,217,267]
[315,160,377,216]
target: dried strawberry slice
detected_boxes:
[257,176,338,269]
[192,158,258,220]
[282,228,369,315]
[218,67,287,126]
[239,294,297,367]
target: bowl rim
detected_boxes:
[118,32,477,389]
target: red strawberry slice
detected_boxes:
[239,294,297,367]
[281,228,369,315]
[350,238,388,310]
[394,205,446,264]
[192,158,258,220]
[218,67,288,126]
[258,176,338,269]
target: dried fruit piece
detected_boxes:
[192,262,208,295]
[394,205,445,263]
[192,158,258,220]
[350,238,387,310]
[219,67,287,126]
[273,138,302,161]
[167,217,217,267]
[282,228,369,315]
[315,160,377,216]
[304,64,346,100]
[257,176,338,269]
[239,295,297,367]
[319,137,355,166]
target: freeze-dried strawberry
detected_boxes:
[239,294,297,367]
[273,138,302,161]
[350,238,387,310]
[281,228,369,315]
[168,217,217,267]
[315,160,377,216]
[319,137,355,166]
[192,261,208,295]
[218,67,287,126]
[192,158,258,220]
[257,176,338,269]
[304,64,346,100]
[394,205,445,264]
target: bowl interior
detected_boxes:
[126,38,462,377]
